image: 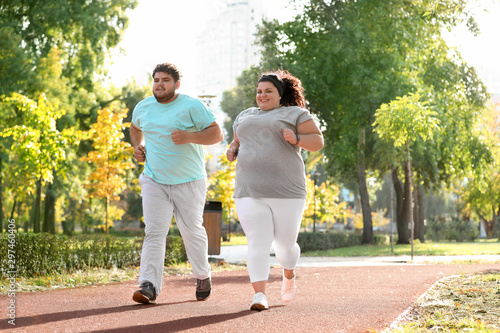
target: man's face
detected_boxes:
[153,72,180,103]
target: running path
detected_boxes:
[1,263,498,333]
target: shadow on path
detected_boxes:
[1,300,194,330]
[93,306,285,333]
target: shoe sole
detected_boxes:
[196,294,211,301]
[133,291,157,304]
[250,303,268,311]
[196,288,211,301]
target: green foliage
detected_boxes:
[0,233,187,278]
[426,218,480,242]
[374,92,440,148]
[0,0,138,93]
[164,236,188,266]
[297,232,388,252]
[207,153,237,224]
[220,66,261,142]
[254,0,490,209]
[303,175,347,230]
[0,93,82,196]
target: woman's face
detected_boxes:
[256,81,281,111]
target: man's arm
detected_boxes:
[171,121,224,145]
[130,122,146,162]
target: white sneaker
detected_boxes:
[281,273,296,302]
[250,292,269,311]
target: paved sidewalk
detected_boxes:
[1,250,499,332]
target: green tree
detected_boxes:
[207,152,237,228]
[81,107,134,234]
[374,92,440,256]
[0,0,137,94]
[457,103,500,238]
[303,175,346,231]
[0,93,82,232]
[255,0,488,244]
[220,67,261,142]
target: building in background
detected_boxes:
[195,0,267,170]
[196,0,264,98]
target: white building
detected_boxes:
[195,0,268,172]
[195,0,264,97]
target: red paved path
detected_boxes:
[1,263,499,332]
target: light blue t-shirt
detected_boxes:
[132,94,216,185]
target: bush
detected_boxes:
[426,217,480,242]
[297,231,388,252]
[165,236,188,265]
[0,232,187,278]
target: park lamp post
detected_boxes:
[198,94,217,107]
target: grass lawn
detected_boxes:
[302,239,500,257]
[221,234,247,246]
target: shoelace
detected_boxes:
[197,278,210,290]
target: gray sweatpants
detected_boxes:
[138,173,211,295]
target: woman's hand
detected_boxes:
[226,147,238,162]
[226,139,240,162]
[282,128,299,145]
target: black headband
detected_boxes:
[258,75,284,97]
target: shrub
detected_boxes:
[426,217,479,242]
[0,233,187,278]
[165,236,188,265]
[297,231,388,252]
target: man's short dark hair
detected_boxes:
[152,62,182,82]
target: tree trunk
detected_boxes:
[105,196,109,235]
[9,198,17,221]
[414,184,426,243]
[43,182,56,234]
[64,198,76,235]
[358,127,373,244]
[480,205,497,239]
[406,144,414,260]
[33,179,42,233]
[392,167,410,244]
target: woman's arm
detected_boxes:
[282,119,324,152]
[226,132,241,162]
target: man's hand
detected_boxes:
[134,145,146,162]
[171,129,191,145]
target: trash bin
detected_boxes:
[202,201,222,255]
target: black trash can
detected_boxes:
[202,201,222,255]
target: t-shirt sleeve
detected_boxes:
[296,108,314,126]
[189,99,217,130]
[131,101,143,128]
[233,110,245,133]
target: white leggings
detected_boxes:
[235,197,306,283]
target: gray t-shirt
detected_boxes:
[233,106,313,199]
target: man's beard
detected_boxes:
[153,89,176,103]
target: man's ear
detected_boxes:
[175,80,181,89]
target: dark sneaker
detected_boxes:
[133,281,157,304]
[196,277,211,301]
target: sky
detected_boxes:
[106,0,500,98]
[106,0,298,95]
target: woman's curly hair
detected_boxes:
[259,70,305,108]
